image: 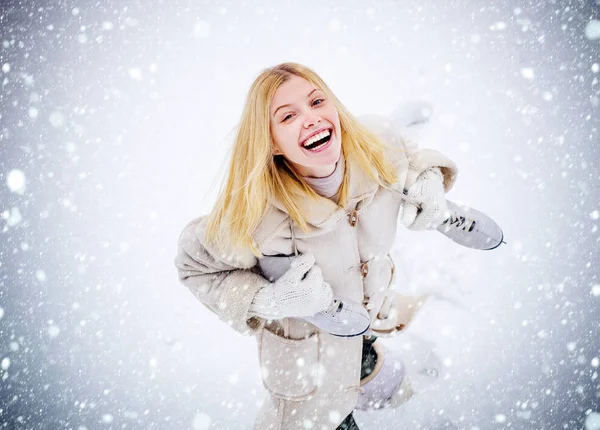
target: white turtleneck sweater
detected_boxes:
[300,156,345,200]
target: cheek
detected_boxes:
[327,108,340,127]
[273,129,299,154]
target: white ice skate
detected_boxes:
[302,296,370,337]
[258,255,370,337]
[387,101,505,251]
[437,200,505,250]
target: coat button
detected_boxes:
[360,262,369,277]
[348,210,358,227]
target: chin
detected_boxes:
[321,139,342,163]
[319,153,340,166]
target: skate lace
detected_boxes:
[419,367,439,378]
[444,212,476,232]
[324,299,343,316]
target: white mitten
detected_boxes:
[401,167,449,231]
[248,252,333,319]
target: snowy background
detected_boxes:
[1,0,599,429]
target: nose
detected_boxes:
[303,112,322,129]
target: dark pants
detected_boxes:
[335,336,378,430]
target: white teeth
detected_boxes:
[302,129,331,147]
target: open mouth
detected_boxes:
[301,128,333,151]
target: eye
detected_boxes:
[281,99,325,122]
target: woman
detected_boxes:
[174,62,501,429]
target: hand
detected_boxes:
[400,167,449,231]
[267,252,333,318]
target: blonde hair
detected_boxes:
[204,62,402,257]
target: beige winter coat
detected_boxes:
[173,114,458,429]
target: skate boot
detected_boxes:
[356,340,408,411]
[437,200,505,250]
[258,255,370,337]
[356,333,442,410]
[302,296,370,337]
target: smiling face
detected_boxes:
[269,75,342,178]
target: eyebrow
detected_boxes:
[272,88,321,118]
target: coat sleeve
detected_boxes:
[357,111,459,192]
[173,215,267,335]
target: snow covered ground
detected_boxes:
[1,1,598,429]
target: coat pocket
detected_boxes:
[258,327,321,401]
